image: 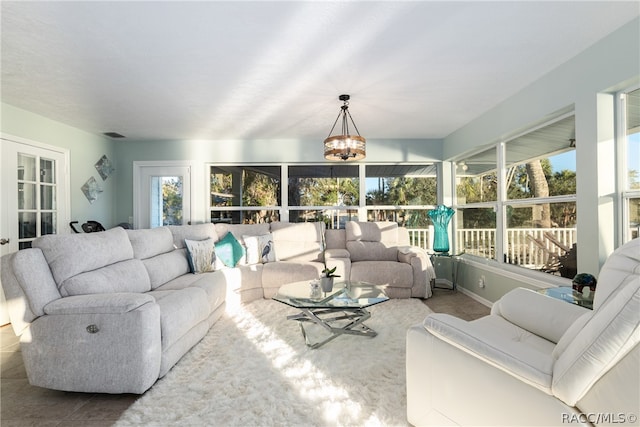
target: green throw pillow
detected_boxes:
[215,232,245,267]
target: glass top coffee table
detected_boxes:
[273,280,389,349]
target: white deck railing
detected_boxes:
[407,227,577,269]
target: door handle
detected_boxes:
[0,238,10,245]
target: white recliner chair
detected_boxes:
[407,238,640,426]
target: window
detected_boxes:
[456,147,498,204]
[206,163,437,244]
[504,115,577,277]
[288,165,358,229]
[151,176,183,227]
[505,116,576,201]
[505,201,576,276]
[209,165,281,224]
[455,147,498,258]
[620,87,640,242]
[456,207,496,259]
[365,164,436,224]
[455,114,577,278]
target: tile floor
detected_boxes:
[0,289,489,426]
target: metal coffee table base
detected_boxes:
[287,307,377,349]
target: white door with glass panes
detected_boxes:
[133,162,191,229]
[0,136,70,325]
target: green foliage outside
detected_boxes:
[289,177,359,207]
[366,176,437,227]
[162,178,183,226]
[457,159,577,229]
[210,169,280,223]
[210,167,437,227]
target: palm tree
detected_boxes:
[525,160,551,228]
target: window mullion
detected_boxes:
[496,142,506,263]
[358,164,366,221]
[281,164,289,223]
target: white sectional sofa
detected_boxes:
[1,220,433,394]
[406,237,640,426]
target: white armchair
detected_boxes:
[346,221,435,299]
[407,238,640,426]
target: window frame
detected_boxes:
[453,112,578,278]
[206,163,438,232]
[207,164,282,224]
[617,85,640,243]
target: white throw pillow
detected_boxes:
[243,234,277,264]
[185,238,216,273]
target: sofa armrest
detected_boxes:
[43,293,155,315]
[324,248,350,259]
[28,292,161,393]
[397,245,424,263]
[397,246,436,298]
[424,313,554,392]
[491,287,588,344]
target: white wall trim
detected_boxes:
[456,286,493,309]
[133,160,197,228]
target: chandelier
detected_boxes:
[323,94,366,161]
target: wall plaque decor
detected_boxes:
[95,154,114,180]
[81,176,103,204]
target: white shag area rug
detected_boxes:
[115,298,432,427]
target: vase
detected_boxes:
[320,277,334,292]
[428,205,455,254]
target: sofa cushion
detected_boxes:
[325,228,346,250]
[552,280,640,406]
[185,238,217,273]
[552,312,592,359]
[346,222,399,262]
[424,314,556,393]
[156,271,226,313]
[4,249,61,318]
[127,227,174,259]
[168,223,218,249]
[33,227,134,286]
[142,249,191,289]
[60,259,151,296]
[270,222,324,262]
[592,237,640,310]
[146,288,210,352]
[350,261,413,288]
[496,287,584,344]
[261,261,324,289]
[243,234,277,264]
[215,232,245,267]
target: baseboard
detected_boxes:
[457,286,493,308]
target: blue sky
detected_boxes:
[550,151,576,173]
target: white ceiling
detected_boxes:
[1,1,638,142]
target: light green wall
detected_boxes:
[113,137,443,225]
[1,103,118,228]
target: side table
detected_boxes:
[430,253,461,291]
[537,287,593,310]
